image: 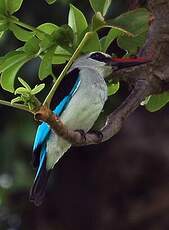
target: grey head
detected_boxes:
[71,52,113,79]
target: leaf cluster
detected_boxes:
[11,78,44,111]
[0,0,153,112]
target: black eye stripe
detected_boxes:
[89,52,111,62]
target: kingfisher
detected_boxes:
[30,51,148,206]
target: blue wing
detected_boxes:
[33,96,71,154]
[30,76,81,206]
[33,78,81,156]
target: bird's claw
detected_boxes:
[90,130,103,142]
[75,129,86,142]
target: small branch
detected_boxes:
[43,32,94,107]
[35,106,89,145]
[8,17,51,39]
[51,72,57,82]
[0,100,31,113]
[10,19,37,32]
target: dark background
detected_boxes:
[0,0,169,229]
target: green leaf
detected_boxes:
[109,9,150,55]
[37,23,59,35]
[0,31,4,38]
[102,27,126,52]
[118,31,147,55]
[45,0,56,4]
[1,57,31,92]
[82,32,101,53]
[107,81,120,96]
[55,25,74,49]
[9,24,33,42]
[15,87,29,95]
[91,12,106,31]
[68,4,88,44]
[0,21,8,32]
[52,46,71,64]
[145,92,169,112]
[31,83,45,94]
[0,0,6,14]
[52,54,70,64]
[24,36,40,55]
[0,14,6,21]
[11,96,23,104]
[110,8,150,34]
[0,51,28,73]
[18,77,31,90]
[39,48,54,80]
[36,23,59,49]
[6,0,23,14]
[89,0,112,16]
[39,37,54,50]
[54,46,72,56]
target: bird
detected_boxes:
[30,51,148,206]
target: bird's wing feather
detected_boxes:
[30,145,50,206]
[32,73,81,167]
[30,73,81,205]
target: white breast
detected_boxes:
[46,67,107,169]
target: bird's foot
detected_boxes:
[75,129,86,142]
[90,130,103,142]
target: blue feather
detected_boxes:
[33,78,80,153]
[33,96,70,153]
[33,77,81,176]
[33,123,50,152]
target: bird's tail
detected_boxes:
[29,146,50,206]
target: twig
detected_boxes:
[0,100,31,113]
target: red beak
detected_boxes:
[111,57,150,69]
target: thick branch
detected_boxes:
[112,0,169,84]
[101,80,150,142]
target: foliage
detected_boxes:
[0,0,151,112]
[145,93,169,112]
[0,0,165,229]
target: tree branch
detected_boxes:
[101,80,151,142]
[35,80,151,145]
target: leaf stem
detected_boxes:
[8,17,50,39]
[43,32,94,107]
[51,72,57,82]
[10,20,36,32]
[0,100,32,113]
